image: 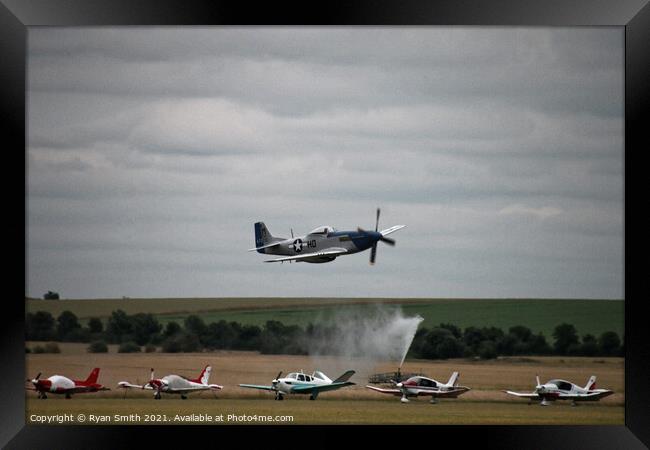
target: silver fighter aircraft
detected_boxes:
[249,208,405,264]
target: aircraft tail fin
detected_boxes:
[85,368,100,385]
[254,222,274,253]
[333,370,355,383]
[584,375,597,390]
[447,371,459,387]
[195,366,211,385]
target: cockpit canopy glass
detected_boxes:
[288,373,312,382]
[416,377,437,387]
[548,379,573,391]
[308,226,336,235]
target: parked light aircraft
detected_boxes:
[239,370,355,400]
[504,375,613,406]
[26,368,109,399]
[249,208,405,264]
[366,371,470,403]
[118,365,222,399]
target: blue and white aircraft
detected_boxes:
[239,370,355,400]
[249,208,405,264]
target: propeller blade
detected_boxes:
[35,372,41,380]
[370,243,377,265]
[150,368,155,381]
[275,371,282,381]
[375,208,381,232]
[379,236,395,246]
[536,375,541,387]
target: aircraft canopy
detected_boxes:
[547,380,573,391]
[308,226,336,235]
[287,373,314,382]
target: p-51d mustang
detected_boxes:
[504,375,613,406]
[239,370,355,400]
[118,365,222,399]
[249,208,405,264]
[26,368,109,399]
[366,371,470,404]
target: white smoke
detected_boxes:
[308,305,424,377]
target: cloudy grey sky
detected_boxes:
[26,27,624,299]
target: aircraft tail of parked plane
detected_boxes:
[195,365,211,385]
[584,375,597,390]
[447,371,459,387]
[84,367,100,385]
[332,370,355,383]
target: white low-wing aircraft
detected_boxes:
[26,368,109,399]
[118,365,222,399]
[366,371,470,404]
[504,375,614,406]
[249,208,405,264]
[239,370,355,400]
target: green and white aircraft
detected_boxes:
[249,208,405,264]
[239,370,355,400]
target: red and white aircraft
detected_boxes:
[26,368,109,399]
[366,371,470,403]
[504,375,614,406]
[118,365,222,399]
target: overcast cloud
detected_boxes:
[26,27,624,299]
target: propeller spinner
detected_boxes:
[358,208,398,265]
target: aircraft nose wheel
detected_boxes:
[181,395,187,400]
[400,396,409,403]
[429,398,437,404]
[154,392,161,400]
[275,393,284,401]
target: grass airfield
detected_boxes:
[26,346,624,425]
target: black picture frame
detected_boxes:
[3,0,648,447]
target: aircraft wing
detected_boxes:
[557,391,614,401]
[379,225,406,236]
[239,384,277,391]
[118,382,151,390]
[167,385,223,392]
[417,387,470,398]
[71,386,110,393]
[263,248,348,263]
[365,385,402,395]
[291,381,355,394]
[503,390,540,399]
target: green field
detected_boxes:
[25,397,623,425]
[26,297,624,338]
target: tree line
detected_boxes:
[25,309,624,358]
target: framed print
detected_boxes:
[3,0,648,447]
